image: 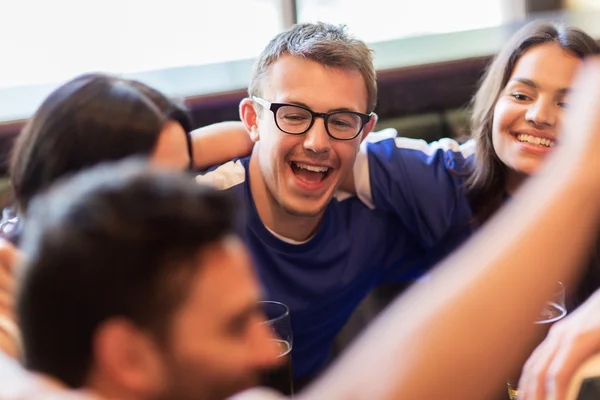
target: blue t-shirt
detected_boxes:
[196,130,473,378]
[353,129,477,266]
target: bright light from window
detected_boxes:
[0,0,283,89]
[297,0,509,43]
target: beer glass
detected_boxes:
[260,301,294,396]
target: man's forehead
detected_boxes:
[261,54,369,113]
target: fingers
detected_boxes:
[544,329,600,400]
[0,290,14,321]
[0,238,18,275]
[0,240,18,322]
[518,318,600,400]
[0,265,14,294]
[519,330,563,400]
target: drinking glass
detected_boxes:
[259,301,294,396]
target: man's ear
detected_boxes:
[240,98,261,143]
[359,112,378,142]
[88,318,166,397]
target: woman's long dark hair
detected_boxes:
[10,73,193,213]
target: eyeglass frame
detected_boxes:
[252,96,373,141]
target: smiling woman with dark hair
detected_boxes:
[462,22,600,310]
[467,21,600,223]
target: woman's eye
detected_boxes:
[511,93,530,101]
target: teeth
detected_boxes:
[516,134,554,148]
[293,162,329,173]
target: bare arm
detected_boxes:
[299,59,600,400]
[191,122,253,170]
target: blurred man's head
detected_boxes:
[17,159,280,400]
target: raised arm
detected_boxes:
[191,121,253,170]
[299,58,600,400]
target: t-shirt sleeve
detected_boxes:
[354,129,475,248]
[227,387,286,400]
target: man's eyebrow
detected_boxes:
[283,100,360,113]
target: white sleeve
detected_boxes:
[227,387,286,400]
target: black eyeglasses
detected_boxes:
[252,96,372,140]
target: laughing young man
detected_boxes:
[194,22,474,384]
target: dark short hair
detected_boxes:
[249,22,377,113]
[17,158,237,388]
[10,73,194,213]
